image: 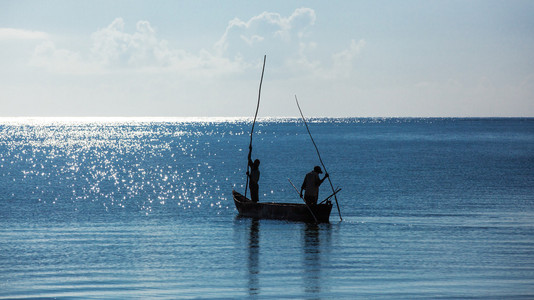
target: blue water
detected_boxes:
[1,118,533,299]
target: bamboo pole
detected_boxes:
[245,55,266,198]
[295,95,342,221]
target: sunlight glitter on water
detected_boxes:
[0,119,242,217]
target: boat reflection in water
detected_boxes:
[242,218,332,298]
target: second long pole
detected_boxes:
[295,95,342,221]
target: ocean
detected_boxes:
[1,117,533,299]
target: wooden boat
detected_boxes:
[232,56,341,223]
[232,190,333,223]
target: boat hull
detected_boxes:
[232,190,332,223]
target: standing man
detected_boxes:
[300,166,329,206]
[247,145,260,203]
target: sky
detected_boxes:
[1,0,533,117]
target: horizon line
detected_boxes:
[0,116,532,123]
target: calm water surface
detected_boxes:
[1,118,533,299]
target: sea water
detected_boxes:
[0,118,533,299]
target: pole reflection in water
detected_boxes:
[248,218,260,296]
[302,223,332,297]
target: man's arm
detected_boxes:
[319,173,329,185]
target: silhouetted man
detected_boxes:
[300,166,329,206]
[247,145,260,203]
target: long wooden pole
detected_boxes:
[245,55,266,198]
[295,95,342,221]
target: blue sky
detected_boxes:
[1,0,533,117]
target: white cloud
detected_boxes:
[215,8,316,56]
[26,10,363,80]
[241,34,264,46]
[214,8,364,79]
[285,39,366,80]
[28,40,98,74]
[330,39,366,78]
[90,18,173,68]
[0,28,48,40]
[29,18,246,76]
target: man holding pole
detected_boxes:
[300,166,329,206]
[247,145,260,203]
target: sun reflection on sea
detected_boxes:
[0,117,249,217]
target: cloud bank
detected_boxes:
[26,8,363,79]
[0,28,48,40]
[215,8,317,54]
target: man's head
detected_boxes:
[313,166,322,173]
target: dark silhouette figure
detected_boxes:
[300,166,329,206]
[247,145,260,203]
